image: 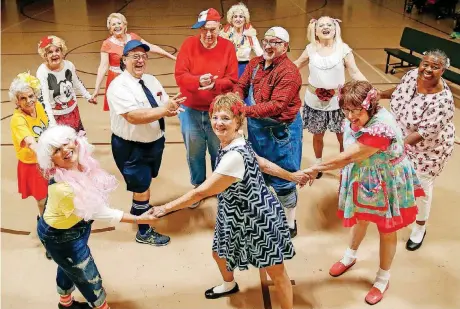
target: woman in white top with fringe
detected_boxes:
[294,16,367,179]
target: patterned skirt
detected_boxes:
[338,156,425,233]
[212,183,295,271]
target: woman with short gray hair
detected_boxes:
[381,49,456,251]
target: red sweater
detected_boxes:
[175,35,238,111]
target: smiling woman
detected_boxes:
[384,49,456,252]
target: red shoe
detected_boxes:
[365,283,389,305]
[329,259,356,277]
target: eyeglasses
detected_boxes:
[261,39,285,47]
[200,27,220,34]
[341,108,363,116]
[125,53,148,61]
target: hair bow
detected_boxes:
[77,130,87,138]
[362,88,378,110]
[17,72,41,92]
[39,36,53,48]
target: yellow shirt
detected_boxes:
[44,182,83,229]
[10,102,49,164]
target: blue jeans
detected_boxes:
[37,218,106,307]
[178,105,220,186]
[247,112,303,206]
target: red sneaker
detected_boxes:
[365,283,389,305]
[329,259,356,277]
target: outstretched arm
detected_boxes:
[344,52,367,81]
[142,39,177,61]
[293,46,309,69]
[305,141,379,176]
[93,52,110,98]
[257,155,308,185]
[157,173,237,215]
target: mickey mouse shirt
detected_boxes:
[11,101,49,164]
[36,60,91,120]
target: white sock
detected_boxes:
[284,207,296,229]
[339,247,357,266]
[373,268,390,293]
[212,280,236,294]
[315,158,322,165]
[409,223,426,243]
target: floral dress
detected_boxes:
[338,108,425,233]
[390,68,455,177]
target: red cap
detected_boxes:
[192,8,221,29]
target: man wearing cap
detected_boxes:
[107,40,186,246]
[234,27,303,238]
[175,8,238,207]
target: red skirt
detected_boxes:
[55,105,84,132]
[17,161,48,200]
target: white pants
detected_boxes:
[416,172,436,221]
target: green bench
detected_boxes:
[384,27,460,85]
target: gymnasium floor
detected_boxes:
[1,0,460,308]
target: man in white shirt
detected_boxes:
[107,40,185,246]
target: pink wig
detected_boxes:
[36,125,118,221]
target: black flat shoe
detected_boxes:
[406,231,426,251]
[58,300,92,309]
[45,251,52,260]
[290,220,297,239]
[205,283,239,299]
[316,172,323,179]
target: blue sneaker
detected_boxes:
[135,228,170,246]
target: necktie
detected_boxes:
[139,79,165,131]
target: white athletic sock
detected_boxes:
[339,247,357,266]
[315,158,322,165]
[373,268,390,293]
[212,280,236,294]
[409,223,426,243]
[284,207,296,229]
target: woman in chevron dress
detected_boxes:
[152,93,308,309]
[303,81,425,305]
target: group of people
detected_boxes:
[8,3,456,309]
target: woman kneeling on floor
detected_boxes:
[303,81,425,305]
[36,125,158,309]
[151,93,308,309]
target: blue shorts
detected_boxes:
[111,134,165,193]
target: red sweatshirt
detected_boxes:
[175,35,238,111]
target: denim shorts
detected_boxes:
[111,134,165,193]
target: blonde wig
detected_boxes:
[37,35,68,59]
[106,13,128,33]
[9,72,41,105]
[226,2,250,25]
[307,16,343,51]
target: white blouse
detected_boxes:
[304,43,352,111]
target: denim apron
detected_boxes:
[245,64,303,198]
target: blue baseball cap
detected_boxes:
[123,40,150,55]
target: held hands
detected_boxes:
[198,73,218,91]
[290,171,310,188]
[302,167,319,186]
[88,96,98,105]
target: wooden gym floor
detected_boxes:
[1,0,460,308]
